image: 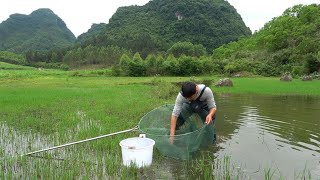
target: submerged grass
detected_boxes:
[0,69,319,179]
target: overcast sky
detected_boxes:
[0,0,319,37]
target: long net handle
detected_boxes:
[23,126,139,157]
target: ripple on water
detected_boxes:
[214,94,320,179]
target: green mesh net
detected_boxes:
[138,104,215,160]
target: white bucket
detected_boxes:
[119,134,155,167]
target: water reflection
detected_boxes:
[215,94,320,179]
[0,123,55,156]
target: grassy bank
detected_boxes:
[1,68,320,96]
[212,77,320,96]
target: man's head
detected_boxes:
[180,82,197,98]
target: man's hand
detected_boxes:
[205,114,212,124]
[169,136,174,144]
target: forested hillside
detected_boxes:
[78,0,251,56]
[0,8,76,53]
[77,23,106,43]
[20,0,251,70]
[211,4,320,76]
[1,2,319,77]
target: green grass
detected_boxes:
[212,77,320,96]
[0,62,34,70]
[1,66,320,96]
[0,69,319,179]
[0,75,165,179]
[1,68,319,96]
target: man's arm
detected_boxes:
[170,93,186,144]
[169,115,178,144]
[170,115,177,136]
[203,87,216,124]
[205,107,216,124]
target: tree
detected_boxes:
[145,54,158,75]
[132,52,143,63]
[162,54,177,75]
[167,41,207,57]
[304,53,320,74]
[176,55,199,76]
[119,53,131,76]
[128,52,146,76]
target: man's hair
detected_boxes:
[180,82,196,97]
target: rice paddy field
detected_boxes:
[1,66,320,179]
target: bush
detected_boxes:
[291,66,304,77]
[167,41,207,57]
[211,59,227,74]
[128,61,146,77]
[199,57,215,75]
[255,62,280,76]
[304,53,320,74]
[111,65,121,76]
[223,59,254,75]
[176,56,200,76]
[119,53,131,76]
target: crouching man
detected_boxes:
[169,81,217,144]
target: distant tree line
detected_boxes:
[0,51,26,65]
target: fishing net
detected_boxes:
[138,104,215,160]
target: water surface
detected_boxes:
[1,94,319,179]
[213,94,320,179]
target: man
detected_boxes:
[170,81,217,144]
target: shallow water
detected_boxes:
[214,94,320,179]
[1,94,319,179]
